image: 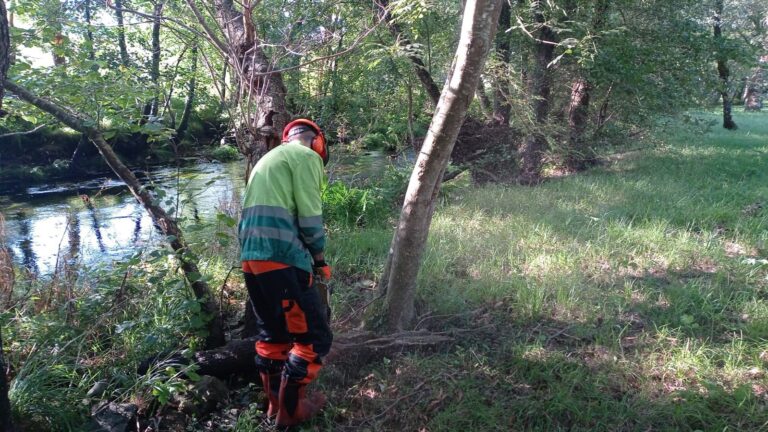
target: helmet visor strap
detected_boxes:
[285,125,314,140]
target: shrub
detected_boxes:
[209,145,241,162]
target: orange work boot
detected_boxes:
[275,377,327,427]
[259,371,282,418]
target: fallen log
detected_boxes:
[138,330,454,379]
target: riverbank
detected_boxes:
[0,119,233,192]
[3,111,768,430]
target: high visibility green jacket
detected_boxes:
[239,140,325,273]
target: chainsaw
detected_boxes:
[314,276,333,323]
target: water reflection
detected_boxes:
[1,150,411,275]
[2,160,247,274]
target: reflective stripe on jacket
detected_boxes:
[239,141,325,273]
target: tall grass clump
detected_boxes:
[4,245,216,430]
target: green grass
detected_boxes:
[3,111,767,431]
[321,111,768,431]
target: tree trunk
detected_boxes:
[0,0,7,113]
[209,0,289,176]
[176,45,198,141]
[491,0,511,125]
[378,0,442,106]
[378,0,503,332]
[714,0,737,130]
[149,1,164,117]
[84,0,95,61]
[565,77,591,169]
[0,324,14,432]
[564,0,608,170]
[4,80,226,349]
[115,0,130,67]
[742,61,764,111]
[476,78,494,121]
[0,2,14,427]
[518,2,556,185]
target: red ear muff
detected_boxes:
[311,133,329,166]
[283,119,329,166]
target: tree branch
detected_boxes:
[0,123,48,139]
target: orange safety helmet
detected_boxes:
[282,119,329,166]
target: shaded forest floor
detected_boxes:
[3,111,768,431]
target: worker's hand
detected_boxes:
[313,260,332,281]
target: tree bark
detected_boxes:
[209,0,289,176]
[491,0,512,125]
[565,77,591,168]
[0,2,14,427]
[379,0,503,331]
[742,61,764,111]
[4,80,226,349]
[0,0,7,113]
[714,0,737,130]
[564,0,609,170]
[476,78,494,121]
[176,44,198,141]
[0,324,14,432]
[149,1,164,117]
[114,0,130,67]
[518,2,556,185]
[84,0,95,61]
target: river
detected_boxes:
[0,149,404,275]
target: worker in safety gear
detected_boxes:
[239,119,332,426]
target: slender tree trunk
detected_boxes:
[742,61,764,111]
[0,0,7,113]
[714,0,737,130]
[565,0,608,170]
[4,80,226,348]
[149,1,164,117]
[378,0,442,106]
[115,0,130,67]
[518,2,556,185]
[476,78,494,121]
[176,45,198,141]
[492,0,511,125]
[378,0,503,332]
[565,77,591,168]
[84,0,95,60]
[0,324,14,432]
[0,1,14,428]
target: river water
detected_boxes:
[0,149,402,275]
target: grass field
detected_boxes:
[311,111,768,431]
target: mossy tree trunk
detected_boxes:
[377,0,503,331]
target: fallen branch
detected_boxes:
[0,123,48,139]
[139,330,455,378]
